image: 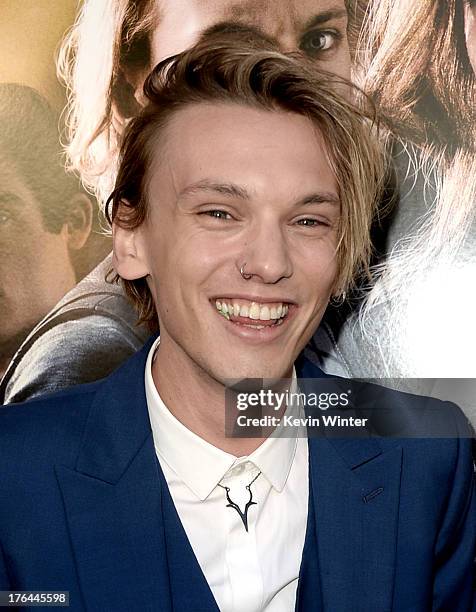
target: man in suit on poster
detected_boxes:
[0,33,474,611]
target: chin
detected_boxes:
[211,359,294,387]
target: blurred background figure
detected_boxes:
[0,84,108,377]
[327,0,476,382]
[360,0,475,155]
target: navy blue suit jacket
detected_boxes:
[0,337,474,611]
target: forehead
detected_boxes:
[148,103,337,199]
[152,0,348,53]
[0,155,26,193]
[0,154,39,210]
[185,0,346,24]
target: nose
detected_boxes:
[240,221,293,284]
[275,32,299,54]
[252,5,299,53]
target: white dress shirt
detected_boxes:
[145,337,309,612]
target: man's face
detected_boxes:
[130,0,351,98]
[131,103,340,383]
[0,157,76,357]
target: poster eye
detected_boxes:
[300,30,339,56]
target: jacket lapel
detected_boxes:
[55,436,172,612]
[55,336,217,612]
[296,355,402,612]
[307,437,402,612]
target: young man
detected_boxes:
[0,34,474,611]
[1,0,356,403]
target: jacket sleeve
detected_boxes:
[3,316,143,404]
[0,542,11,589]
[432,433,475,611]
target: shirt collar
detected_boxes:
[145,336,299,500]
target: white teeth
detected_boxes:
[215,299,290,322]
[239,304,249,317]
[259,306,271,321]
[249,303,260,320]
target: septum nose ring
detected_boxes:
[240,263,253,280]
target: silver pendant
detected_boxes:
[218,471,261,532]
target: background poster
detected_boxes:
[0,0,475,422]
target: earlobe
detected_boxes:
[112,222,149,280]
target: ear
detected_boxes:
[111,68,146,123]
[112,217,150,280]
[65,193,93,250]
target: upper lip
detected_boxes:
[210,294,297,304]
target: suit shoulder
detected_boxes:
[371,389,474,477]
[343,378,472,439]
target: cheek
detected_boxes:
[333,46,352,82]
[145,226,223,311]
[0,233,46,312]
[300,239,339,285]
[311,39,352,82]
[0,224,40,271]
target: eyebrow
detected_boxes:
[299,192,340,206]
[179,180,339,206]
[202,21,264,40]
[179,180,251,200]
[204,6,348,40]
[303,9,348,30]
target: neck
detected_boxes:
[153,335,282,456]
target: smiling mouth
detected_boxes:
[214,298,291,329]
